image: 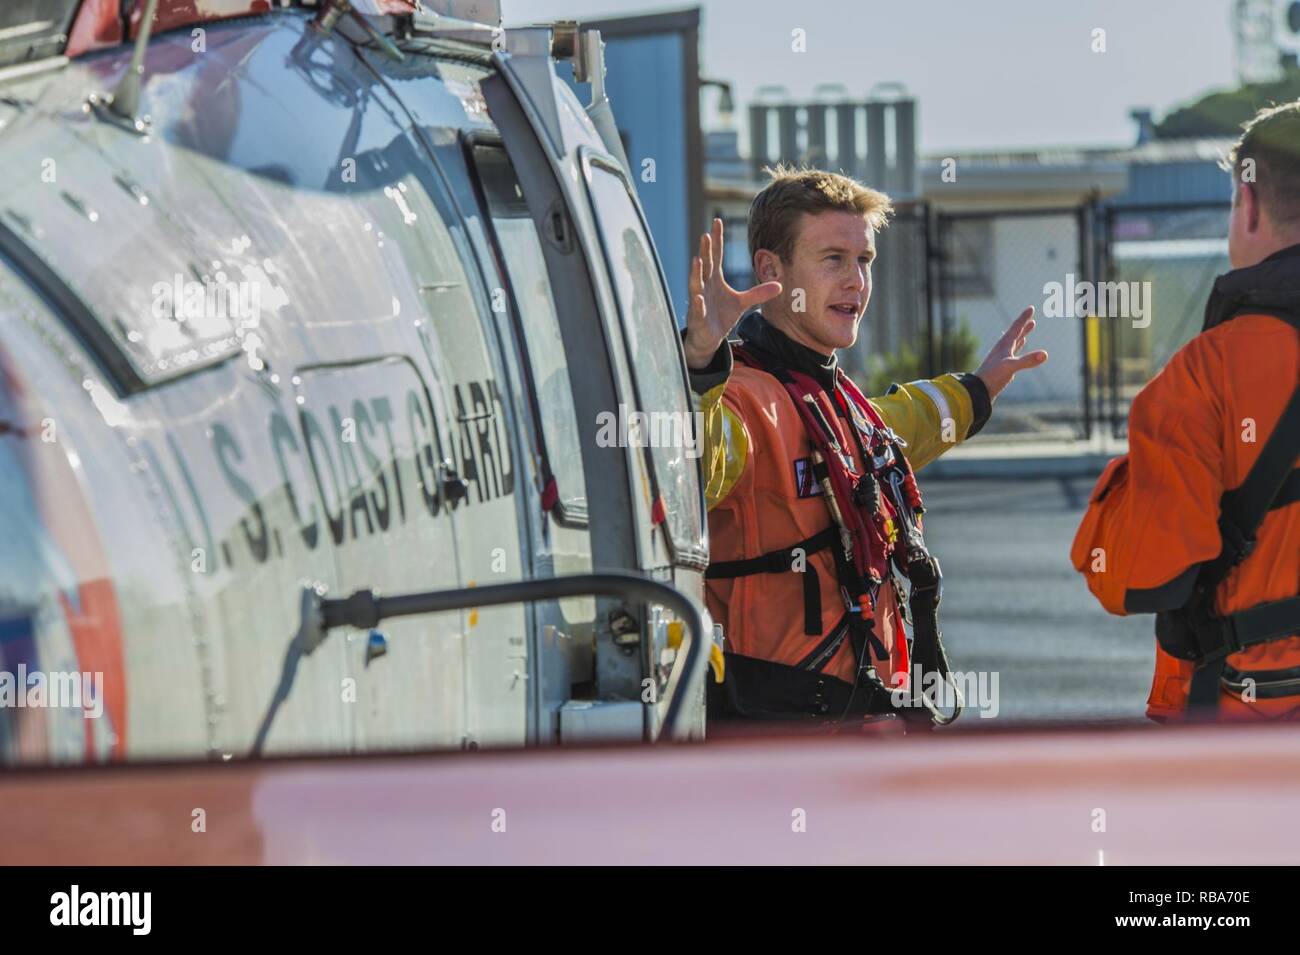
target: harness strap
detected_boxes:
[1180,339,1300,712]
[706,526,839,635]
[1271,469,1300,512]
[1232,596,1300,648]
[1188,595,1300,707]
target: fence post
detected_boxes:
[1076,204,1092,441]
[922,201,937,379]
[1103,203,1119,440]
[937,212,953,373]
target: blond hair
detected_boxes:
[747,164,893,266]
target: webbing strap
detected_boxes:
[706,526,839,635]
[1216,391,1300,570]
[1233,596,1300,647]
[1185,376,1300,713]
[705,526,838,578]
[1187,599,1300,709]
[1270,469,1300,512]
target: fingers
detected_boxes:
[686,257,706,329]
[1013,317,1036,355]
[689,254,703,299]
[1010,349,1049,370]
[686,292,706,327]
[699,218,725,284]
[1000,306,1035,350]
[736,280,783,311]
[699,232,713,283]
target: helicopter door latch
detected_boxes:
[438,460,470,503]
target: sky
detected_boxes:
[501,0,1243,153]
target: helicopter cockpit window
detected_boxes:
[471,144,588,521]
[0,129,262,391]
[581,154,704,559]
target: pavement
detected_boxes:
[921,432,1127,480]
[917,472,1155,727]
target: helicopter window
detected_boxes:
[581,154,704,559]
[0,125,256,392]
[0,1,79,69]
[471,144,587,521]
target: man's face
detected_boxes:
[760,210,875,356]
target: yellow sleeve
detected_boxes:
[697,366,975,507]
[867,374,975,472]
[697,381,750,511]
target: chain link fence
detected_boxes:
[1095,202,1231,438]
[934,207,1090,440]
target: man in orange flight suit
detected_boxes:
[684,165,1047,721]
[1073,101,1300,721]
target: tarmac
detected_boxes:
[921,432,1127,480]
[916,433,1155,727]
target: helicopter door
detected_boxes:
[479,67,666,738]
[463,138,600,743]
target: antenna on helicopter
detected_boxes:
[106,0,160,129]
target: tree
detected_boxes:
[1155,70,1300,139]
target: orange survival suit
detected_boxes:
[691,313,990,721]
[1072,243,1300,720]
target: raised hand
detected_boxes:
[974,306,1050,401]
[683,218,783,370]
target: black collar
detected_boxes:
[735,312,839,391]
[1261,241,1300,266]
[1203,242,1300,330]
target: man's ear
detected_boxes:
[753,248,782,283]
[1239,181,1262,233]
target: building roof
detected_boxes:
[919,137,1235,169]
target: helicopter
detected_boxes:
[0,0,713,767]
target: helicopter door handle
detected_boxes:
[438,460,470,503]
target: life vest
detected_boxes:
[704,345,960,726]
[1154,308,1300,714]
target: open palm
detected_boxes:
[974,306,1050,400]
[683,218,783,370]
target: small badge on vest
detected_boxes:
[793,457,824,498]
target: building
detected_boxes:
[556,8,704,317]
